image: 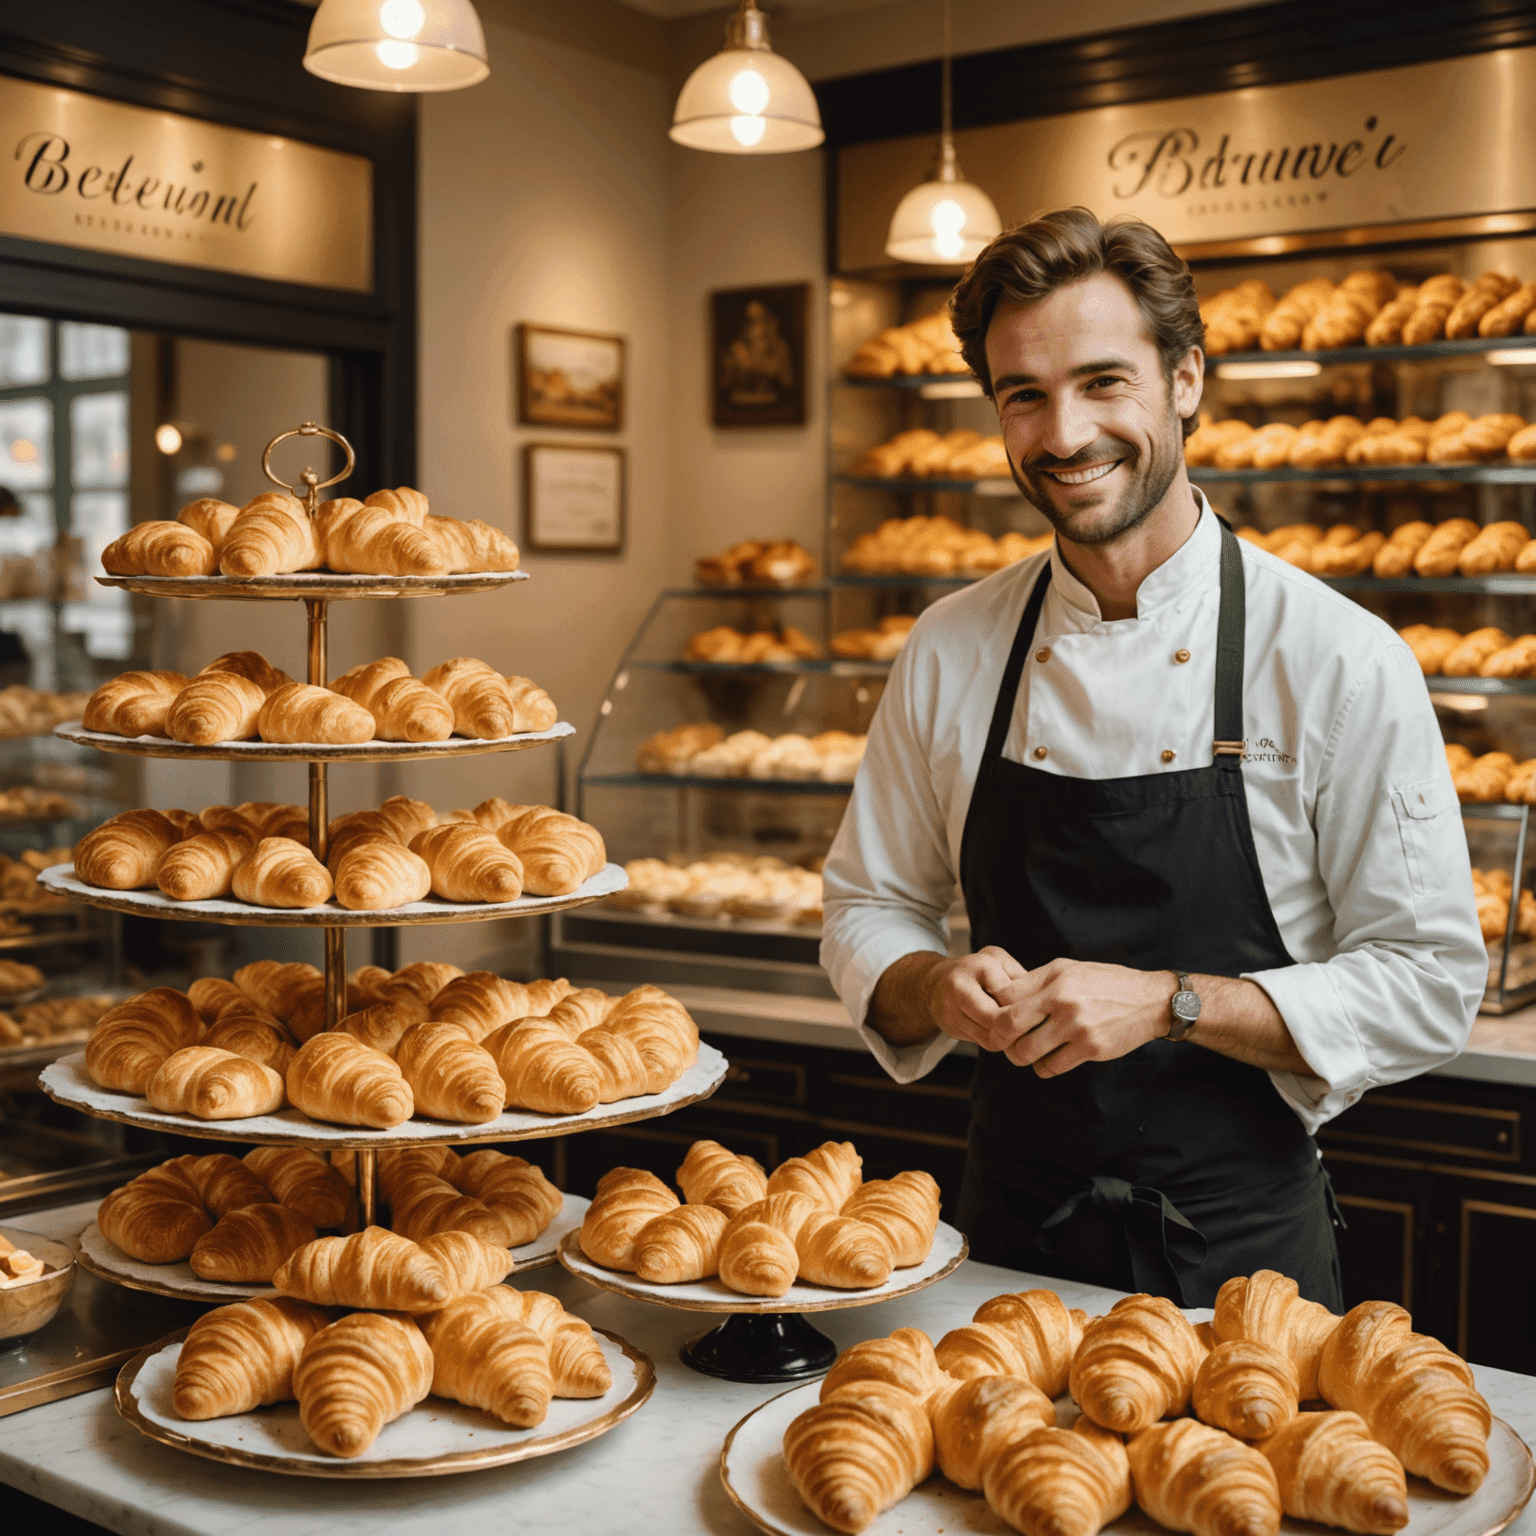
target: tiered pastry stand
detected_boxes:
[31,422,729,1474]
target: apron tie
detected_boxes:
[1035,1175,1209,1306]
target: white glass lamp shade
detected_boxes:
[670,49,824,153]
[886,176,1002,264]
[304,0,489,92]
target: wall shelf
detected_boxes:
[1209,333,1536,369]
[1190,464,1536,485]
[585,772,854,796]
[1321,575,1536,595]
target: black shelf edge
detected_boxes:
[1321,575,1536,594]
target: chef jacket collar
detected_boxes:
[1047,486,1217,628]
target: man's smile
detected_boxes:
[1036,459,1125,485]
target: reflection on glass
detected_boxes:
[71,392,128,488]
[72,489,129,559]
[0,399,53,489]
[1,492,55,556]
[59,323,130,381]
[0,316,48,387]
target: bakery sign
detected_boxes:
[837,46,1536,266]
[0,76,372,291]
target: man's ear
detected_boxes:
[1171,346,1204,422]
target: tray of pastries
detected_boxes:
[1404,626,1536,681]
[695,540,817,588]
[65,651,564,758]
[830,616,915,662]
[1188,413,1536,472]
[1446,745,1536,805]
[844,311,970,380]
[1239,519,1536,580]
[841,516,1051,578]
[608,854,822,925]
[41,966,725,1144]
[0,685,92,739]
[684,626,820,665]
[44,794,620,920]
[560,1139,966,1313]
[77,1144,588,1303]
[722,1269,1532,1536]
[850,429,1009,482]
[114,1229,653,1476]
[636,725,865,782]
[0,992,116,1054]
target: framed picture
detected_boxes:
[516,323,625,431]
[522,443,626,554]
[710,282,808,428]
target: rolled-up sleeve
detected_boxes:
[1246,641,1485,1132]
[821,634,961,1084]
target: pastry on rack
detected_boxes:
[74,808,185,890]
[85,987,206,1092]
[146,1045,286,1120]
[273,1225,512,1312]
[230,836,334,908]
[328,658,455,742]
[844,309,969,379]
[684,625,819,664]
[287,1032,414,1129]
[243,1146,352,1227]
[97,1156,213,1263]
[693,538,818,587]
[81,670,190,738]
[188,1202,319,1283]
[220,493,323,577]
[173,1297,334,1420]
[102,522,219,578]
[316,494,447,577]
[409,823,525,902]
[331,837,432,911]
[830,614,916,661]
[481,802,606,896]
[420,1290,553,1428]
[293,1310,435,1458]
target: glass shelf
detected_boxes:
[1321,575,1536,595]
[584,772,854,795]
[625,659,891,678]
[1427,677,1536,695]
[1190,464,1536,485]
[1463,803,1528,822]
[1208,334,1536,369]
[835,475,1019,496]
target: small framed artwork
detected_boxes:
[515,323,625,431]
[522,443,626,554]
[710,282,808,428]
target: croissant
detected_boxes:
[388,1170,508,1248]
[841,1170,940,1267]
[939,1289,1088,1398]
[420,1292,552,1427]
[494,805,606,895]
[82,670,189,736]
[423,513,520,572]
[375,958,464,1005]
[102,521,217,577]
[421,657,523,738]
[1316,1300,1490,1493]
[427,970,528,1040]
[783,1379,934,1534]
[983,1419,1133,1536]
[393,1021,504,1124]
[1193,1339,1300,1441]
[1069,1292,1207,1433]
[173,1297,333,1419]
[287,1032,413,1128]
[165,672,268,745]
[483,1018,602,1114]
[189,1202,318,1282]
[543,986,615,1037]
[1128,1418,1281,1536]
[156,829,253,901]
[409,822,524,902]
[1212,1269,1339,1401]
[718,1192,816,1297]
[795,1208,893,1289]
[1257,1410,1408,1534]
[1413,518,1480,577]
[328,658,454,742]
[579,1167,679,1270]
[243,1146,351,1227]
[294,1310,434,1457]
[317,498,448,576]
[232,836,334,908]
[86,986,204,1092]
[333,837,432,910]
[821,1328,950,1408]
[676,1139,767,1216]
[632,1202,730,1283]
[931,1372,1055,1491]
[503,675,558,731]
[258,682,375,745]
[202,1011,296,1076]
[146,1045,285,1119]
[416,1229,516,1295]
[449,1149,563,1245]
[341,996,430,1056]
[581,985,698,1093]
[377,1146,456,1201]
[235,959,326,1031]
[274,1226,452,1311]
[767,1140,863,1210]
[186,1151,274,1217]
[97,1157,211,1262]
[219,494,322,576]
[476,1285,611,1396]
[75,808,184,889]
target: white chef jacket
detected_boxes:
[821,493,1485,1133]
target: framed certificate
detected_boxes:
[522,443,626,554]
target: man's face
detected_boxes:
[984,272,1202,547]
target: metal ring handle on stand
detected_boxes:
[261,422,356,514]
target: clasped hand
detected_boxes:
[925,948,1175,1077]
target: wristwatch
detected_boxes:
[1167,972,1201,1042]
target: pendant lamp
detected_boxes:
[885,0,1000,263]
[670,0,823,154]
[303,0,489,92]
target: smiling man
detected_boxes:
[820,207,1484,1308]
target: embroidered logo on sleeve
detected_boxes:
[1246,736,1296,765]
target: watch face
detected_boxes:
[1172,990,1202,1022]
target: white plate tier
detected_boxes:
[39,1044,726,1149]
[53,721,573,762]
[558,1222,968,1313]
[95,571,530,602]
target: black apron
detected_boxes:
[953,524,1342,1310]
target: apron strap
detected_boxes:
[1213,522,1247,764]
[982,559,1053,763]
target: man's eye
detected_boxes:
[1086,376,1124,389]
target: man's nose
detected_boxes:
[1035,393,1101,461]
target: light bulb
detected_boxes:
[729,114,767,147]
[375,37,420,68]
[727,68,770,115]
[379,0,425,38]
[154,423,182,455]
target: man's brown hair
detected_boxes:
[950,207,1205,437]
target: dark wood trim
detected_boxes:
[814,0,1536,149]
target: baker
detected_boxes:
[820,208,1484,1308]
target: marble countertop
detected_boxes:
[2,1203,1535,1536]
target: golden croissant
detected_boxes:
[102,521,217,577]
[1194,1338,1300,1442]
[409,822,524,902]
[332,837,432,911]
[795,1207,894,1289]
[1212,1269,1339,1400]
[97,1157,212,1262]
[448,1149,562,1245]
[317,497,448,576]
[258,682,376,745]
[937,1288,1087,1398]
[783,1379,934,1534]
[1069,1292,1207,1433]
[419,1292,553,1427]
[82,669,189,736]
[422,657,522,738]
[329,657,454,741]
[983,1418,1133,1536]
[185,1151,274,1217]
[173,1297,333,1419]
[287,1032,414,1129]
[189,1202,318,1282]
[423,513,520,572]
[75,808,184,889]
[427,970,529,1040]
[219,494,322,576]
[841,1170,940,1267]
[494,805,606,896]
[156,829,253,901]
[483,1017,603,1113]
[167,654,287,743]
[579,1167,679,1270]
[821,1328,950,1408]
[490,1285,611,1396]
[274,1226,454,1311]
[1258,1410,1408,1534]
[231,836,334,908]
[202,1011,297,1076]
[676,1139,767,1216]
[1127,1417,1282,1536]
[717,1192,816,1297]
[86,986,205,1093]
[177,496,240,554]
[146,1045,286,1119]
[931,1372,1055,1491]
[388,1170,508,1248]
[242,1146,351,1227]
[393,1020,505,1124]
[581,984,698,1093]
[632,1202,730,1283]
[342,996,431,1056]
[415,1228,515,1296]
[294,1310,433,1457]
[767,1140,862,1210]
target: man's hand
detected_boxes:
[990,958,1172,1075]
[866,946,1026,1048]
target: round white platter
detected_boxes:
[54,720,573,763]
[40,1044,727,1149]
[116,1325,653,1478]
[75,1195,589,1303]
[38,861,627,927]
[721,1383,1536,1536]
[558,1221,967,1313]
[96,571,529,603]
